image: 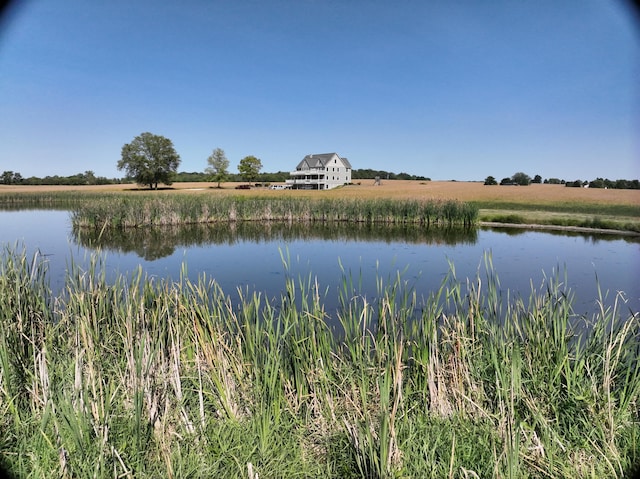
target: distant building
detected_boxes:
[287,153,352,190]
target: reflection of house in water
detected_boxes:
[287,153,352,190]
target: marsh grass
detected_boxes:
[0,247,638,478]
[66,194,478,228]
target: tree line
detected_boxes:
[2,132,431,188]
[1,168,432,187]
[1,170,121,186]
[484,172,639,189]
[2,132,637,189]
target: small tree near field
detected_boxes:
[205,148,230,188]
[484,175,498,185]
[118,132,181,189]
[238,155,262,183]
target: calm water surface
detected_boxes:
[2,210,639,317]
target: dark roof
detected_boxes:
[296,153,352,170]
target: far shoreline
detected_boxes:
[1,180,639,234]
[480,221,640,237]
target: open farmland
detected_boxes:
[1,180,638,205]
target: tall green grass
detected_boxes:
[69,195,478,228]
[0,247,638,478]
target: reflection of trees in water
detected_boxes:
[73,222,479,260]
[482,226,640,244]
[73,226,179,260]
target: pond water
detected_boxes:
[2,210,639,320]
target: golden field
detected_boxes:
[2,180,639,207]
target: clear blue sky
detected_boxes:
[1,0,638,181]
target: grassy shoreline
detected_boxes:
[1,181,638,233]
[0,248,638,477]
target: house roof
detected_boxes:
[296,153,352,170]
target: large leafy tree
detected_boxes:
[205,148,230,188]
[511,172,531,186]
[238,155,262,183]
[117,132,181,189]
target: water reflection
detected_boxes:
[2,210,638,315]
[72,222,479,260]
[482,225,640,244]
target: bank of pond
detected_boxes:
[0,246,638,478]
[3,190,639,234]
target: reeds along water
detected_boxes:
[68,195,479,228]
[0,247,638,478]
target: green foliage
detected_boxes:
[484,175,498,185]
[588,178,640,189]
[117,132,181,189]
[238,156,263,183]
[351,169,429,181]
[565,180,586,188]
[1,171,22,185]
[206,148,230,187]
[484,213,526,224]
[546,178,563,184]
[172,171,210,182]
[511,172,531,186]
[0,248,638,477]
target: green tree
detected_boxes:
[589,178,605,188]
[117,132,181,189]
[484,175,498,185]
[238,155,262,183]
[84,170,96,185]
[532,174,542,184]
[205,148,230,188]
[512,172,531,186]
[1,171,14,185]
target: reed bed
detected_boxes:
[68,194,478,228]
[0,246,638,478]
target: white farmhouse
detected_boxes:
[287,153,352,190]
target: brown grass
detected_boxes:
[2,180,639,207]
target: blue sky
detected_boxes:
[0,0,638,181]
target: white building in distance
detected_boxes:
[287,153,352,190]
